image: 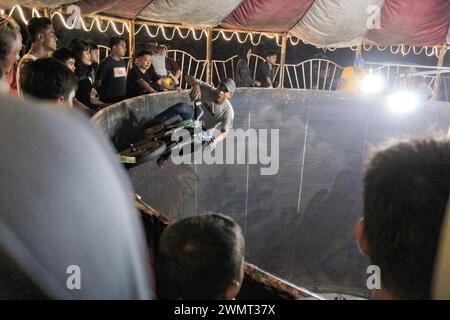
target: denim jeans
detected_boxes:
[154,103,194,123]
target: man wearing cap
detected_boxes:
[339,58,367,93]
[153,75,235,150]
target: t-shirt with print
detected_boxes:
[197,80,234,134]
[95,56,127,103]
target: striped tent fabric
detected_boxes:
[3,0,450,47]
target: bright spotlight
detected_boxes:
[386,90,420,115]
[360,74,384,94]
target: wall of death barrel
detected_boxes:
[95,89,450,297]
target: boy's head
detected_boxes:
[19,58,78,107]
[159,45,168,57]
[153,46,165,56]
[109,37,126,58]
[88,41,99,64]
[53,47,76,73]
[70,39,91,66]
[156,213,245,300]
[0,14,22,76]
[266,50,277,65]
[356,137,450,299]
[27,17,57,52]
[136,49,153,71]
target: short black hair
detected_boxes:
[68,39,90,63]
[266,50,277,58]
[27,17,52,43]
[137,49,153,58]
[109,37,125,49]
[53,47,76,64]
[363,136,450,299]
[156,213,245,300]
[20,58,78,101]
[88,40,98,51]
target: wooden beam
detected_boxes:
[85,13,131,25]
[355,44,362,59]
[134,19,207,31]
[127,21,136,70]
[212,27,280,37]
[432,45,448,101]
[279,32,287,88]
[206,28,213,84]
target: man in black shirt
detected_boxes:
[95,37,127,104]
[127,50,162,99]
[256,50,278,88]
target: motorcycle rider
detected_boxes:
[152,75,236,150]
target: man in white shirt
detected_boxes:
[153,75,236,150]
[17,17,57,95]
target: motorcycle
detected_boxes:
[118,100,213,168]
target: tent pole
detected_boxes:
[432,45,447,101]
[127,21,135,70]
[206,28,213,84]
[355,44,362,59]
[279,32,287,88]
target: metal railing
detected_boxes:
[98,47,450,101]
[364,62,450,101]
[167,50,207,89]
[283,59,343,90]
[211,54,281,87]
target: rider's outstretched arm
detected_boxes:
[185,75,201,100]
[208,128,229,150]
[185,75,200,87]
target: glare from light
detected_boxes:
[360,74,384,94]
[386,90,420,115]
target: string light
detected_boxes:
[31,8,41,18]
[390,45,401,55]
[51,11,128,35]
[288,36,301,46]
[5,4,448,59]
[400,45,412,56]
[136,24,159,37]
[136,24,207,41]
[363,44,373,51]
[212,31,256,45]
[7,5,128,34]
[7,5,35,24]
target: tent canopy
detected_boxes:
[7,0,450,48]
